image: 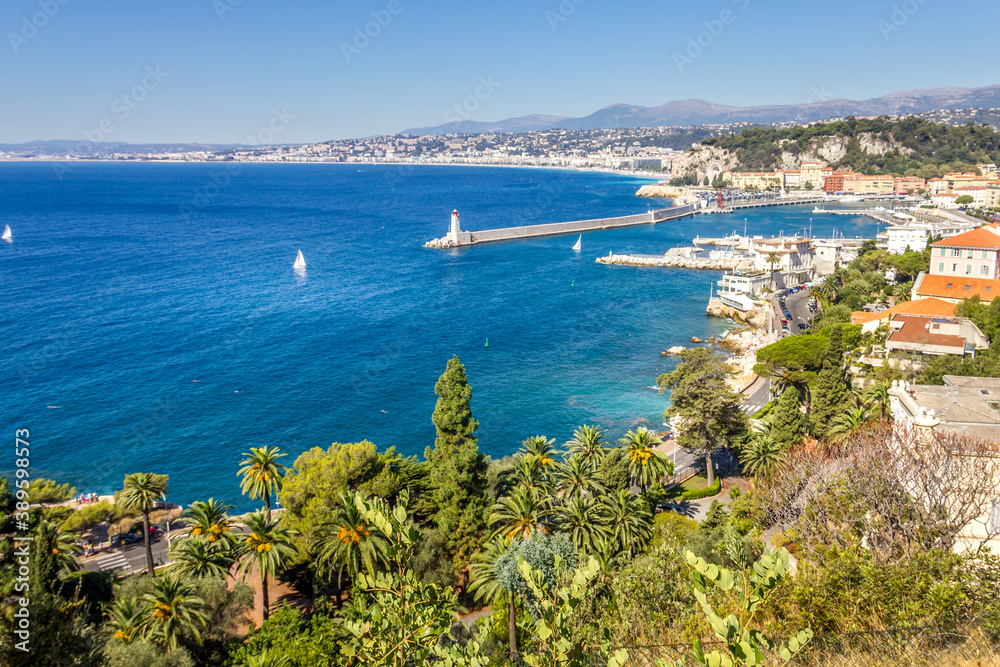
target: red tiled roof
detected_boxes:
[931,227,1000,249]
[916,274,1000,301]
[887,315,966,348]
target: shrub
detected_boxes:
[681,477,722,501]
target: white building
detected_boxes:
[881,219,978,255]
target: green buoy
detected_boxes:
[484,338,489,348]
[571,280,575,288]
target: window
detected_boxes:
[983,265,990,276]
[952,264,958,272]
[990,499,1000,534]
[946,283,954,288]
[967,265,973,274]
[939,262,945,272]
[953,248,962,257]
[983,250,989,259]
[965,285,972,291]
[968,250,975,258]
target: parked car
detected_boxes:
[798,323,807,330]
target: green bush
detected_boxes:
[681,477,722,501]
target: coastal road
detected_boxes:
[82,536,170,575]
[783,288,814,334]
[741,375,772,415]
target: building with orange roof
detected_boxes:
[929,225,1000,279]
[884,314,988,357]
[850,297,957,333]
[913,274,1000,304]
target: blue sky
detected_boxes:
[1,0,997,144]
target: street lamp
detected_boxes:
[160,493,171,545]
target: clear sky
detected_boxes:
[1,0,997,144]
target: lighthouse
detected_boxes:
[445,209,471,245]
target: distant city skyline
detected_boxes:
[1,0,998,144]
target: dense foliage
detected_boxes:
[701,116,1000,176]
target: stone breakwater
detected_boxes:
[596,253,753,270]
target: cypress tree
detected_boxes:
[810,325,851,439]
[424,355,490,581]
[770,386,805,449]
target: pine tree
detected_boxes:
[424,356,490,582]
[770,386,805,449]
[810,325,851,439]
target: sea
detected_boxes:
[0,162,880,510]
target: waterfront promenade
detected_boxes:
[425,203,697,248]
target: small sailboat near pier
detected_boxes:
[571,235,581,251]
[293,249,306,270]
[2,225,11,241]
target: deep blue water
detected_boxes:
[0,163,879,509]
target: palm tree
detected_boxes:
[182,498,236,546]
[314,494,387,595]
[619,427,673,493]
[169,537,234,579]
[489,485,550,540]
[237,446,287,520]
[245,652,292,667]
[106,595,145,645]
[829,406,871,440]
[564,424,608,470]
[119,472,169,577]
[599,490,652,555]
[864,381,892,421]
[554,496,610,554]
[468,536,509,605]
[500,455,551,496]
[35,519,82,576]
[766,251,781,289]
[518,435,559,473]
[555,454,607,501]
[740,434,784,477]
[237,510,296,621]
[819,275,841,302]
[140,572,210,651]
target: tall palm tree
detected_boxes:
[182,498,236,546]
[237,446,287,520]
[141,573,210,651]
[489,485,550,540]
[169,537,234,579]
[864,381,892,421]
[555,454,607,501]
[740,434,784,477]
[119,472,169,577]
[237,510,296,621]
[554,496,610,554]
[766,251,781,289]
[518,436,559,473]
[314,494,387,593]
[106,595,145,645]
[564,424,608,470]
[619,427,673,493]
[599,490,652,555]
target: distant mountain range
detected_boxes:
[0,140,235,155]
[401,84,1000,136]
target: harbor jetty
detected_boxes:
[596,252,752,271]
[424,204,697,248]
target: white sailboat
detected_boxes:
[571,235,581,251]
[1,225,11,240]
[292,249,306,270]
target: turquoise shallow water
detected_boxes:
[0,163,878,509]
